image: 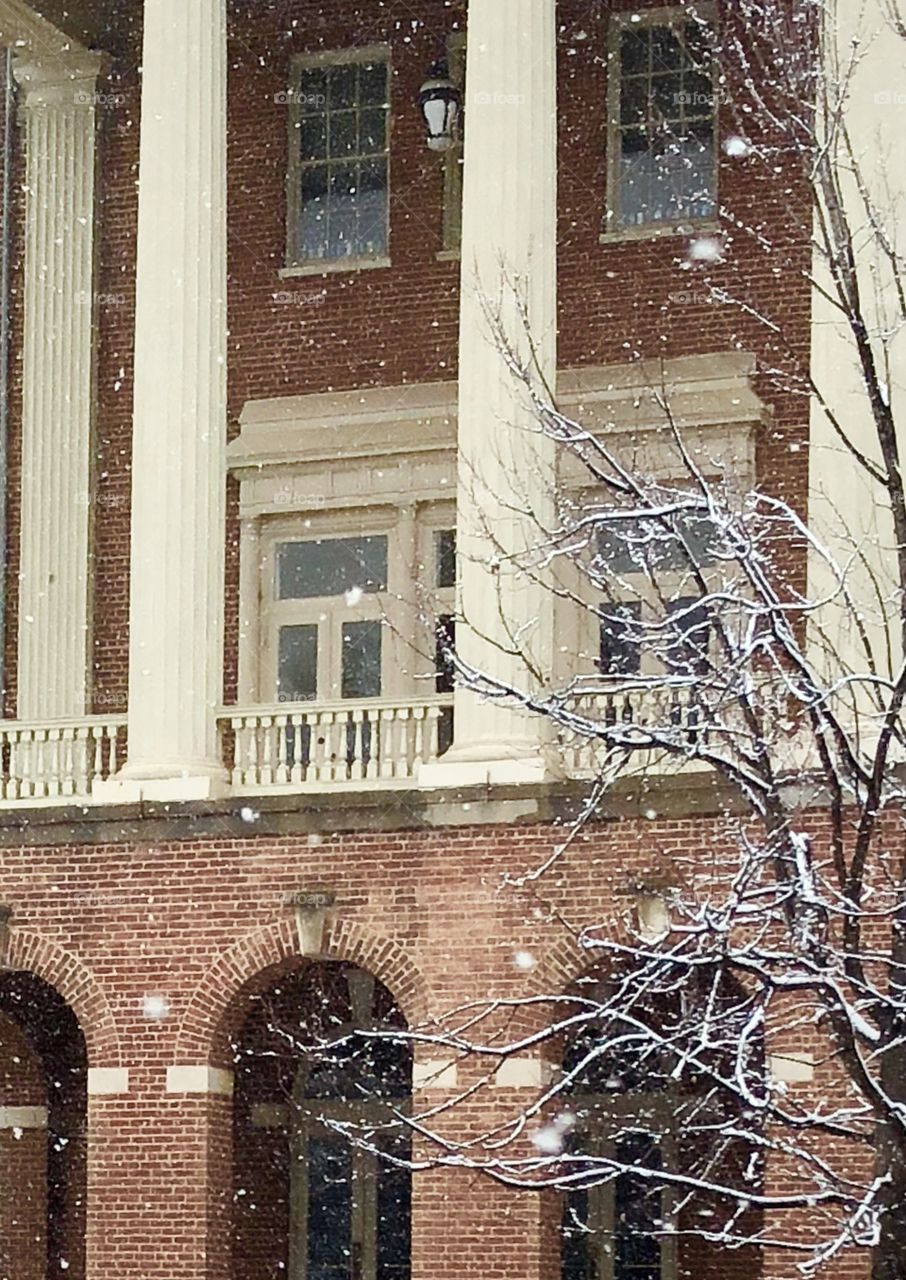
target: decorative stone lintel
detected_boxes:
[165,1065,234,1097]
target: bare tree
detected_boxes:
[390,1,906,1277]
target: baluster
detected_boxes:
[246,718,260,787]
[424,705,440,764]
[289,714,303,785]
[310,710,328,783]
[73,727,89,793]
[58,729,73,796]
[275,717,288,786]
[7,729,20,799]
[349,709,365,782]
[229,718,243,787]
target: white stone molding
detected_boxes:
[165,1065,234,1097]
[118,0,228,799]
[0,1104,47,1129]
[13,48,103,720]
[87,1066,129,1096]
[436,0,560,784]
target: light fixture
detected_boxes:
[418,59,462,153]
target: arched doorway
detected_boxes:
[232,960,412,1280]
[0,972,87,1280]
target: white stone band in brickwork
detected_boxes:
[166,1066,234,1097]
[0,1105,47,1129]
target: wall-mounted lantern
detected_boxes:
[418,59,462,152]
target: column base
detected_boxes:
[418,742,560,788]
[94,763,228,804]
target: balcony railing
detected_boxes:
[220,696,453,792]
[0,689,712,805]
[558,686,709,777]
[0,715,127,803]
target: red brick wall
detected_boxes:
[0,810,875,1280]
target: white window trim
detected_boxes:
[602,4,718,245]
[285,43,392,274]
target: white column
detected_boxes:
[118,0,227,797]
[437,0,559,784]
[13,53,102,721]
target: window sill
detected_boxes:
[279,256,392,279]
[598,220,721,247]
[435,248,461,263]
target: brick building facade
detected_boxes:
[0,0,888,1278]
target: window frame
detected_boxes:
[602,5,719,244]
[284,44,393,276]
[262,511,398,704]
[257,504,457,708]
[562,1093,680,1280]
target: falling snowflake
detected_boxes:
[688,236,724,263]
[239,806,260,824]
[141,995,169,1020]
[345,585,364,607]
[513,950,537,971]
[531,1112,576,1155]
[723,135,751,158]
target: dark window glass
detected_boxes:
[291,57,390,262]
[665,595,711,674]
[612,18,716,229]
[341,620,383,699]
[435,530,457,589]
[599,603,642,676]
[277,536,388,600]
[595,513,716,574]
[614,1132,664,1280]
[560,1186,592,1280]
[435,615,456,694]
[306,1137,354,1280]
[377,1135,412,1280]
[278,625,318,702]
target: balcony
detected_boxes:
[0,687,712,807]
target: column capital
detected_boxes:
[13,49,105,107]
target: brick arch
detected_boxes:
[4,928,120,1067]
[174,915,429,1067]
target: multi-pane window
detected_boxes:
[287,49,390,267]
[274,534,389,703]
[607,11,717,232]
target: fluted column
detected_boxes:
[119,0,227,797]
[439,0,559,784]
[14,53,102,720]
